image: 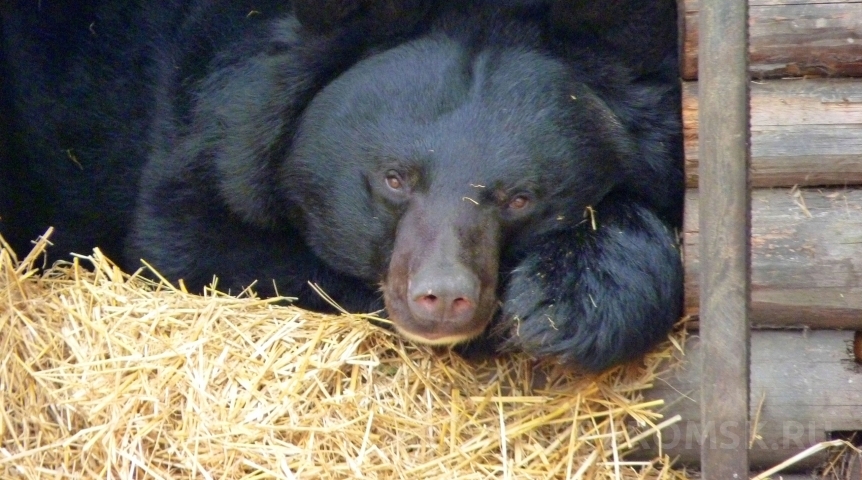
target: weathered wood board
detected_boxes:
[680,0,862,80]
[683,188,862,328]
[683,79,862,189]
[635,330,861,470]
[695,3,753,474]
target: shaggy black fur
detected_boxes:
[1,0,683,372]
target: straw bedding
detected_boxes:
[1,231,690,479]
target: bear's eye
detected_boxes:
[508,195,530,211]
[385,171,404,191]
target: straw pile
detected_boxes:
[1,231,691,479]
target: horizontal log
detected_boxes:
[683,79,862,188]
[681,0,862,80]
[683,188,862,329]
[634,330,860,470]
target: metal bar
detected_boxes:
[697,0,752,476]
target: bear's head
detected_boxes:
[283,24,636,345]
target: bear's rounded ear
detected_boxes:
[547,0,679,75]
[293,0,434,37]
[490,0,625,35]
[548,0,623,32]
[547,0,675,34]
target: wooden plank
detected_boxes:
[681,0,862,80]
[697,0,751,476]
[683,79,862,189]
[635,330,861,470]
[684,188,862,328]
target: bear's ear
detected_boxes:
[293,0,433,37]
[548,0,627,32]
[547,0,679,75]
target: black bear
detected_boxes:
[1,0,684,372]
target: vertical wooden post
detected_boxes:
[698,0,751,477]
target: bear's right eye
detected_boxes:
[385,171,404,191]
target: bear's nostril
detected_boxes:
[450,297,473,317]
[415,294,439,312]
[409,289,477,324]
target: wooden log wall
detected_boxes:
[684,188,862,329]
[635,330,860,469]
[680,0,862,80]
[679,1,862,328]
[683,79,862,188]
[647,0,862,469]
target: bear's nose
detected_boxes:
[407,263,479,328]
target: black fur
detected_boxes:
[1,0,684,372]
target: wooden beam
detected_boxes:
[683,79,862,189]
[697,0,751,475]
[681,0,862,80]
[635,330,860,470]
[684,188,862,329]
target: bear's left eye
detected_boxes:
[508,194,530,211]
[385,171,404,191]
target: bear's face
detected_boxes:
[284,34,631,343]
